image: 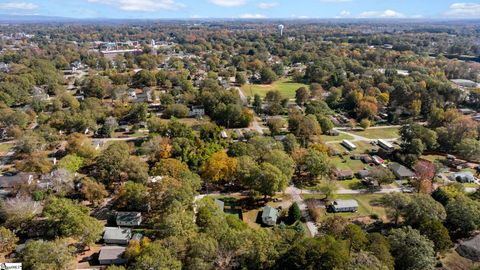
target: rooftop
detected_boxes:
[98,246,126,261]
[103,227,132,241]
[333,199,359,209]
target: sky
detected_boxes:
[0,0,479,19]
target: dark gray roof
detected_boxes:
[116,212,142,224]
[389,163,415,178]
[98,246,126,261]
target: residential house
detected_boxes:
[372,155,384,165]
[377,139,394,152]
[220,130,228,139]
[388,162,415,180]
[335,169,354,180]
[356,170,370,179]
[341,140,357,150]
[189,105,205,117]
[98,246,127,265]
[116,212,142,227]
[330,200,358,213]
[103,227,132,245]
[261,205,279,226]
[135,87,152,103]
[449,171,476,183]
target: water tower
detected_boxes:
[278,24,284,37]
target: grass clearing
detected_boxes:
[320,133,354,142]
[241,77,309,100]
[351,127,400,139]
[0,143,14,155]
[331,156,371,171]
[302,193,388,221]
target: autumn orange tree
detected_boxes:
[201,151,238,185]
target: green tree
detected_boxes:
[381,192,411,225]
[446,195,480,237]
[262,149,295,180]
[133,70,157,87]
[367,233,394,270]
[419,219,453,253]
[20,239,76,270]
[456,138,480,160]
[388,227,436,270]
[80,177,108,207]
[163,104,190,118]
[342,224,368,252]
[81,75,112,98]
[295,87,310,106]
[260,67,277,84]
[288,202,302,224]
[253,162,289,199]
[43,197,104,246]
[116,181,149,211]
[0,226,18,254]
[404,194,446,226]
[57,154,84,173]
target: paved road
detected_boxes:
[250,116,265,135]
[285,186,318,237]
[235,87,248,106]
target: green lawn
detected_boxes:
[241,77,309,100]
[331,156,370,171]
[320,133,354,142]
[0,143,14,155]
[302,193,388,221]
[329,141,378,155]
[351,127,400,139]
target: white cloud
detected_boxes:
[191,14,208,18]
[258,2,277,9]
[445,3,480,17]
[239,13,267,18]
[335,10,351,18]
[209,0,247,7]
[86,0,184,11]
[358,9,405,18]
[0,2,38,10]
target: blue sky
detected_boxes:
[0,0,479,19]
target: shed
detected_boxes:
[103,227,132,245]
[261,206,279,226]
[457,234,480,262]
[388,162,415,180]
[98,246,126,265]
[331,200,358,213]
[116,212,142,227]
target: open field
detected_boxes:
[302,193,388,221]
[241,77,309,99]
[351,127,400,139]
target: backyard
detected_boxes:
[241,77,309,100]
[351,127,400,139]
[302,193,388,222]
